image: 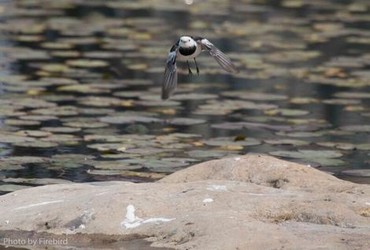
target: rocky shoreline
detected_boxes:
[0,154,369,249]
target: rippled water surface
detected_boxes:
[1,0,370,194]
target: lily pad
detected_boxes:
[340,125,370,133]
[13,141,59,148]
[41,127,82,133]
[167,118,206,126]
[202,137,261,147]
[264,139,310,146]
[316,142,357,150]
[187,150,238,159]
[4,118,40,127]
[66,59,108,68]
[100,115,161,124]
[264,108,309,116]
[340,170,370,177]
[93,161,143,170]
[222,91,288,101]
[0,156,49,164]
[270,150,343,159]
[87,169,166,179]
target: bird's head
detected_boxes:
[179,36,196,48]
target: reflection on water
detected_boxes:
[0,0,370,193]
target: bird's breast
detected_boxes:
[179,45,197,56]
[177,45,202,61]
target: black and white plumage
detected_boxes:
[162,36,239,100]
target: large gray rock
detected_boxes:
[0,154,369,249]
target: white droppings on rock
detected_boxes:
[143,218,175,224]
[207,185,227,191]
[203,198,214,203]
[121,204,175,229]
[234,157,241,161]
[365,202,370,206]
[14,200,64,210]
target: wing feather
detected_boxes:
[199,39,239,74]
[161,50,178,100]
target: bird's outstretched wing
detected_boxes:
[162,49,178,100]
[198,38,239,74]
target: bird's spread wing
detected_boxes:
[198,38,239,74]
[162,49,178,100]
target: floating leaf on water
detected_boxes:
[41,127,81,133]
[100,153,141,159]
[87,169,166,179]
[11,98,57,109]
[264,139,310,146]
[19,115,58,121]
[63,120,109,128]
[344,105,364,112]
[57,84,111,94]
[5,119,41,126]
[264,108,309,116]
[340,125,370,133]
[83,51,124,59]
[222,91,288,101]
[41,42,74,49]
[32,106,79,116]
[322,99,361,105]
[170,133,203,138]
[289,97,319,104]
[187,150,237,158]
[202,137,261,147]
[87,143,131,152]
[50,50,81,58]
[167,118,206,126]
[39,63,71,73]
[15,130,52,138]
[100,115,162,124]
[340,169,370,177]
[0,156,49,164]
[77,96,124,107]
[39,77,78,85]
[49,154,96,168]
[0,133,36,144]
[125,147,174,156]
[309,158,345,167]
[269,149,343,165]
[113,91,143,98]
[275,131,326,138]
[78,107,115,115]
[41,134,80,144]
[14,141,59,148]
[316,142,356,150]
[139,159,189,172]
[357,144,370,150]
[66,59,108,68]
[266,50,321,63]
[93,161,143,170]
[334,92,370,99]
[124,124,149,134]
[171,93,218,101]
[15,35,44,42]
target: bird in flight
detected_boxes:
[161,36,239,100]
